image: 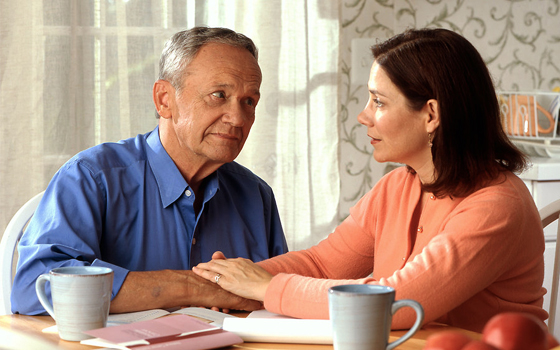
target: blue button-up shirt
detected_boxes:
[12,127,288,314]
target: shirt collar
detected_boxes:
[146,126,220,208]
[146,126,189,208]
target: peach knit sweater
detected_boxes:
[258,167,547,332]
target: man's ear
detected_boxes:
[153,80,174,119]
[425,98,440,133]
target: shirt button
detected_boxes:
[417,226,423,233]
[402,257,406,260]
[192,238,196,245]
[185,189,192,197]
[430,195,435,200]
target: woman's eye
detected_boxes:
[373,98,383,108]
[212,91,225,99]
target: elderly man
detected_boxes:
[12,27,288,315]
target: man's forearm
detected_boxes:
[109,269,261,313]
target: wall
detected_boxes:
[338,0,560,219]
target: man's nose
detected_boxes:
[222,102,247,127]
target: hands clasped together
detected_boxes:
[193,251,273,303]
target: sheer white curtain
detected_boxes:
[0,0,340,251]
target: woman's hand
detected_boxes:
[193,251,272,301]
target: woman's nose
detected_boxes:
[357,108,372,127]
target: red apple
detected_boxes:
[423,330,473,350]
[482,312,548,350]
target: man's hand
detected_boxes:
[109,269,262,314]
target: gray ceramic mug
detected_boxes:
[328,285,424,350]
[35,266,113,341]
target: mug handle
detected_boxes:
[35,274,56,320]
[386,299,424,350]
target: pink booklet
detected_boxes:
[81,314,243,349]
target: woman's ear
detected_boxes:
[425,99,440,133]
[153,80,174,119]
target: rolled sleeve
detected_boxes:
[91,259,130,300]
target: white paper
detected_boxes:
[106,307,236,326]
[222,310,332,344]
[43,308,236,335]
[80,337,132,350]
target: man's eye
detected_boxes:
[212,92,225,99]
[246,98,255,106]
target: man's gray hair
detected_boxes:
[159,26,259,92]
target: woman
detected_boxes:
[193,28,547,332]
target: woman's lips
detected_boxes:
[369,135,381,145]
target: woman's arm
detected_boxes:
[259,188,546,331]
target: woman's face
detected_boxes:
[357,62,435,174]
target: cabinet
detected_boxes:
[519,157,560,336]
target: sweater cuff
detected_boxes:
[263,273,291,315]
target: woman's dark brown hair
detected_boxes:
[372,28,527,198]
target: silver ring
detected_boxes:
[214,273,221,284]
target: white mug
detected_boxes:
[35,266,113,341]
[328,284,424,350]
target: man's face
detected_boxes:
[163,42,262,168]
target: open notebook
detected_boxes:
[107,308,333,344]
